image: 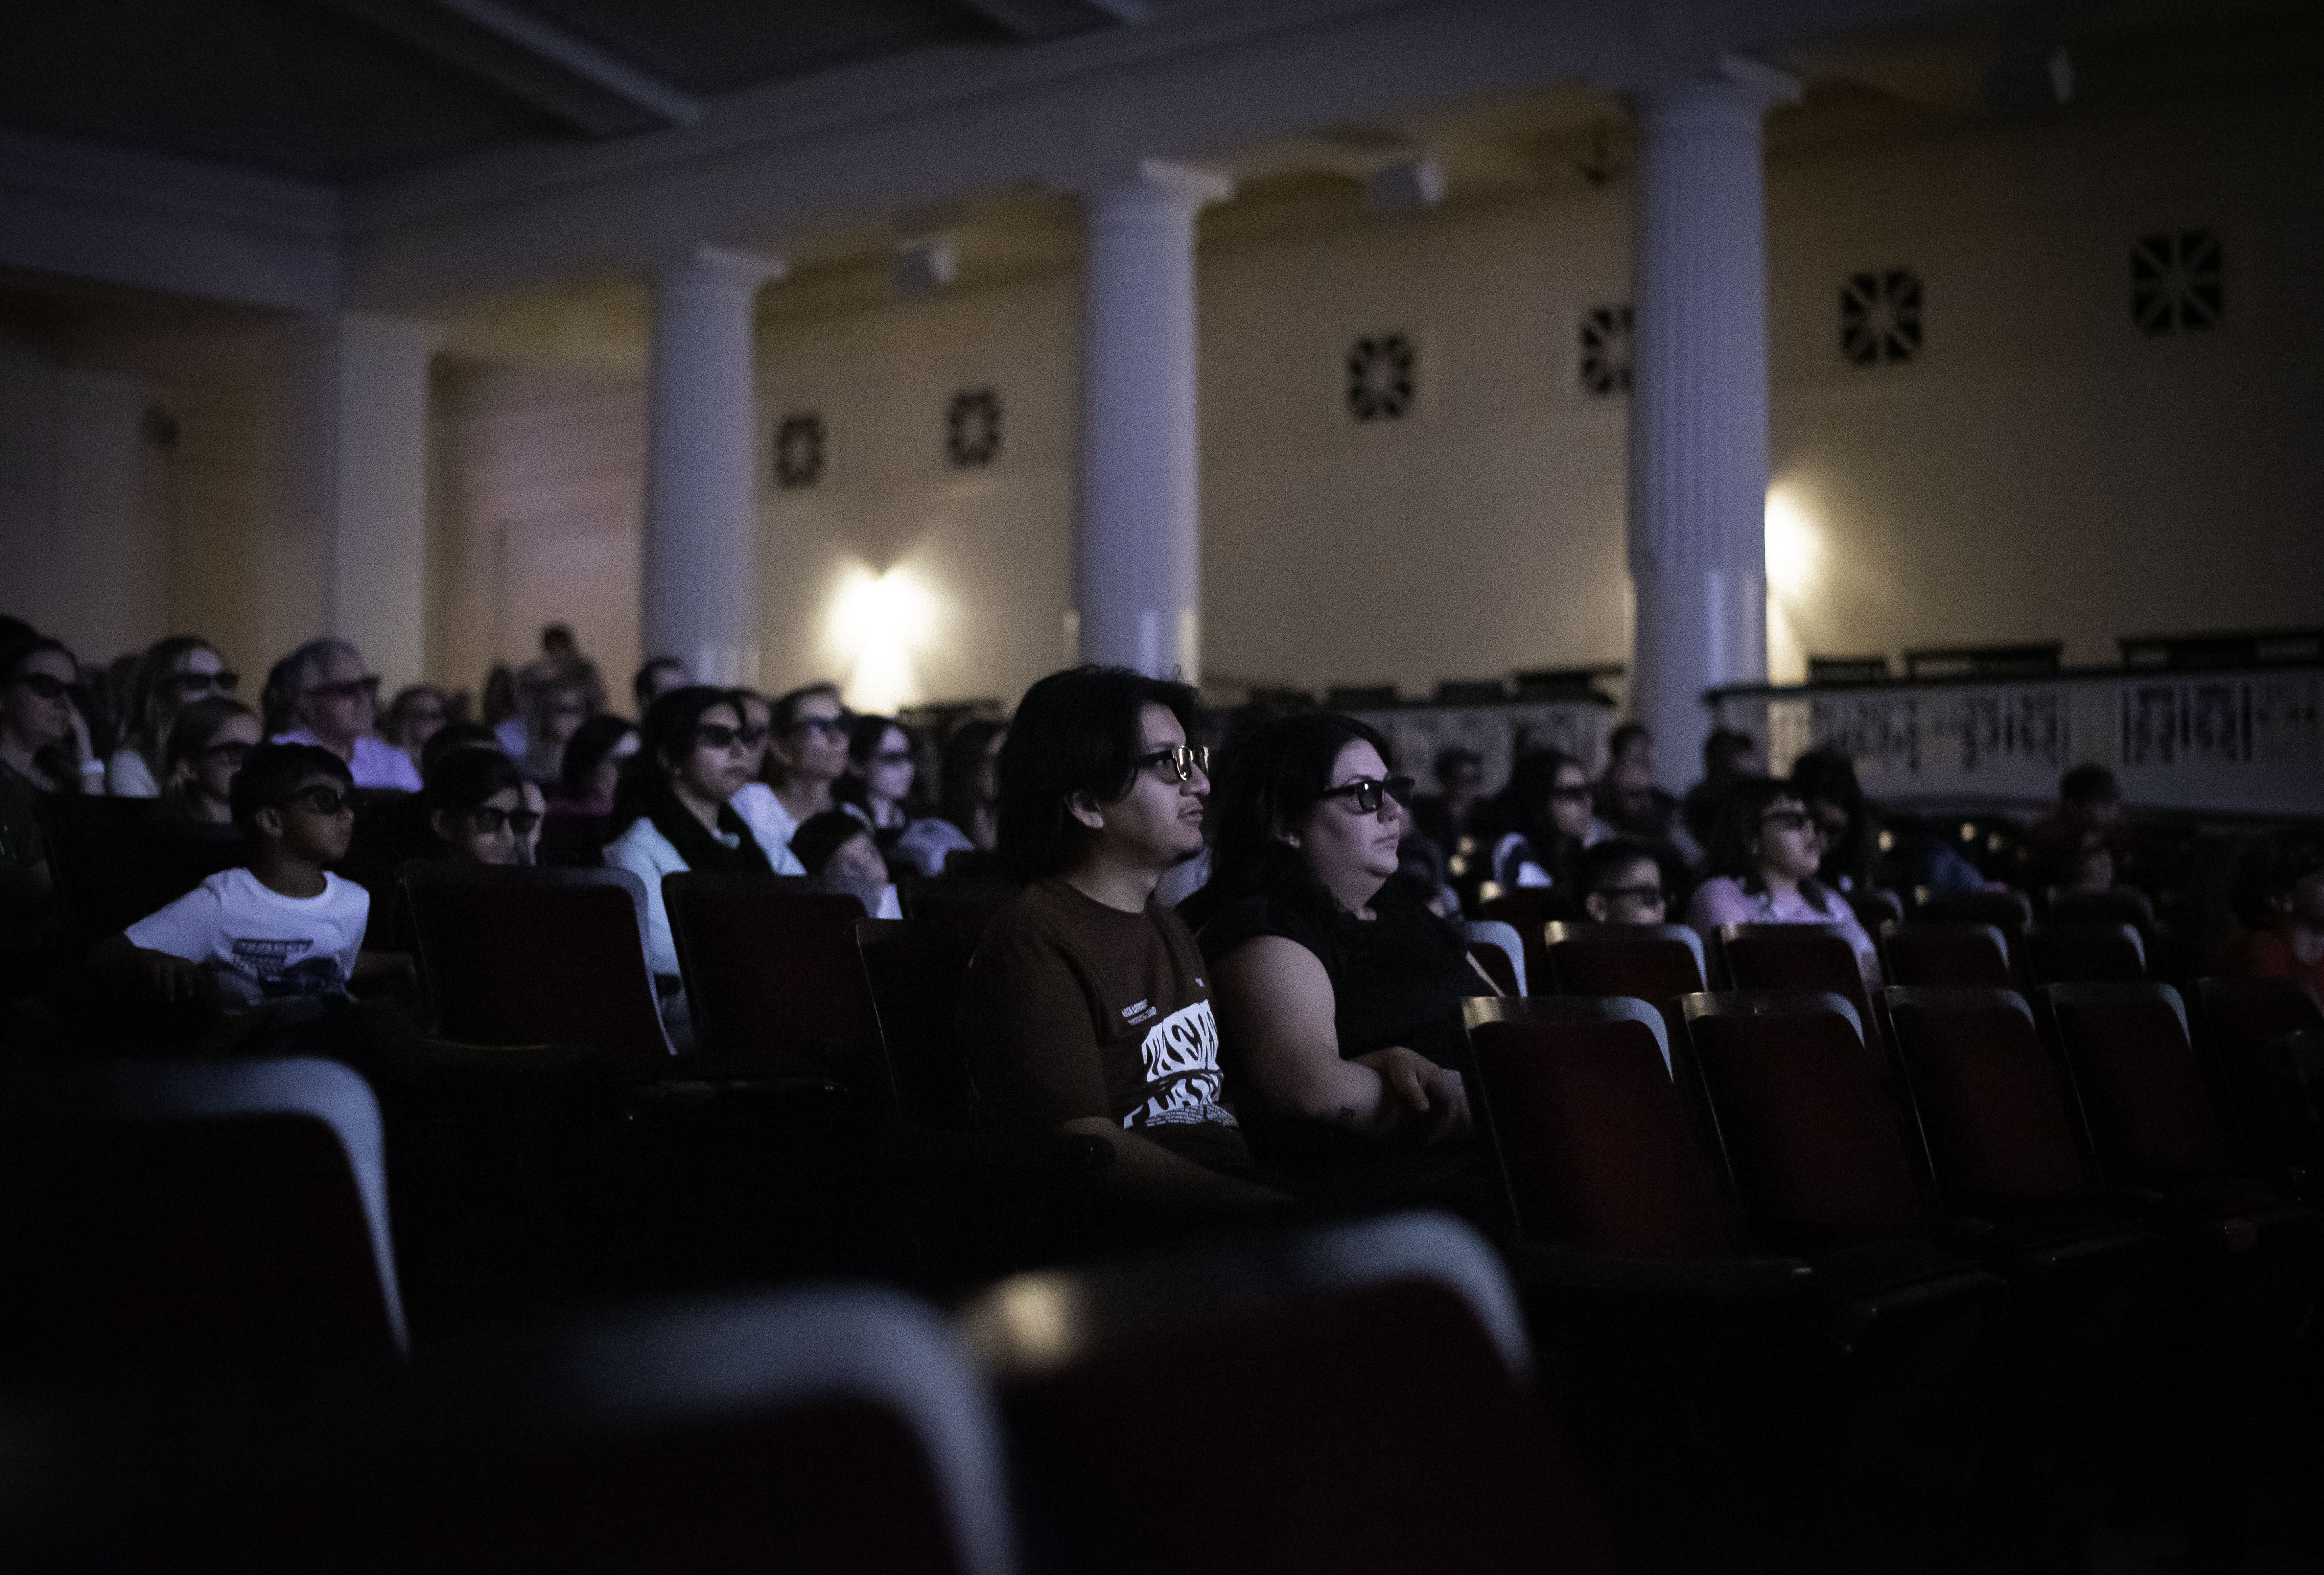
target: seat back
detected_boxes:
[1543,921,1708,1050]
[2040,982,2234,1182]
[903,876,1019,948]
[1913,887,2034,942]
[856,916,984,1129]
[537,809,613,869]
[664,874,878,1086]
[1460,919,1526,996]
[2196,976,2324,1165]
[2024,922,2147,986]
[1681,991,1927,1252]
[1848,887,1906,931]
[1882,987,2095,1209]
[1718,922,1879,1038]
[0,1056,404,1381]
[1463,996,1731,1258]
[35,796,243,950]
[401,863,674,1075]
[2046,887,2155,935]
[19,1291,1014,1575]
[1481,889,1562,988]
[961,1212,1609,1575]
[1883,922,2012,989]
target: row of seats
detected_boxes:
[0,1056,1604,1575]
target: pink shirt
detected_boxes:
[1687,875,1882,996]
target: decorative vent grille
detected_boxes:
[1345,334,1415,420]
[773,412,825,490]
[945,388,1002,468]
[1840,269,1924,366]
[1579,305,1633,395]
[2131,230,2222,335]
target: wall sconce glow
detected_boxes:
[1763,486,1821,595]
[826,560,942,715]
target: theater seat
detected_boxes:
[959,1211,1615,1575]
[1542,921,1707,1046]
[1460,918,1526,996]
[663,875,881,1089]
[33,795,242,951]
[0,1056,405,1385]
[1481,889,1561,990]
[1882,921,2012,990]
[1716,923,1883,1053]
[2195,976,2324,1204]
[2023,922,2147,986]
[1913,888,2034,947]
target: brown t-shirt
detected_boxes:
[961,875,1251,1174]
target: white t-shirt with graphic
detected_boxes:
[125,868,371,1006]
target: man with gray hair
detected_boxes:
[266,638,421,791]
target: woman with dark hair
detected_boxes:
[1196,710,1479,1172]
[1687,774,1880,993]
[424,745,539,867]
[835,714,918,834]
[601,686,769,1034]
[0,636,99,795]
[1786,747,1880,894]
[108,636,237,797]
[1471,747,1597,895]
[549,714,638,817]
[155,697,260,825]
[891,717,1005,878]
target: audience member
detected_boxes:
[1474,748,1596,894]
[2031,764,2127,866]
[516,623,606,718]
[1681,727,1760,849]
[632,656,690,718]
[502,675,592,785]
[836,714,919,836]
[107,636,236,797]
[1595,721,1699,864]
[0,636,100,795]
[419,721,503,780]
[892,718,1005,878]
[268,638,421,791]
[788,808,905,919]
[602,686,771,1035]
[96,743,371,1015]
[480,663,520,735]
[424,745,540,867]
[732,682,845,877]
[1409,746,1485,857]
[1197,709,1479,1178]
[382,684,451,773]
[1788,747,1879,894]
[2220,831,2324,1005]
[1687,774,1879,994]
[154,697,260,826]
[548,714,638,816]
[960,666,1278,1217]
[1575,837,1671,925]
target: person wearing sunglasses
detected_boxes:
[1686,773,1880,994]
[961,665,1283,1223]
[153,697,262,826]
[0,636,101,796]
[603,686,778,1039]
[1575,837,1672,926]
[423,745,542,867]
[105,636,237,798]
[100,742,374,1012]
[268,638,421,792]
[1473,747,1602,897]
[733,681,848,873]
[1196,710,1481,1190]
[382,684,452,774]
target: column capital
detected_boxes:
[1079,157,1235,212]
[652,243,788,292]
[1623,54,1800,119]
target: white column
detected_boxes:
[1625,59,1798,773]
[1074,159,1231,682]
[310,313,440,693]
[641,245,784,688]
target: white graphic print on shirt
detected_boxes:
[1123,999,1238,1130]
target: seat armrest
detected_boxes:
[1509,1243,1814,1303]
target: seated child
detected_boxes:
[789,808,904,918]
[97,742,375,1017]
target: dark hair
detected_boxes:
[229,742,351,836]
[938,719,1007,835]
[161,696,256,776]
[542,624,575,651]
[631,657,688,716]
[1432,746,1481,785]
[791,810,874,877]
[995,667,1198,882]
[1576,837,1664,896]
[612,686,746,834]
[424,744,523,823]
[560,714,637,797]
[1787,746,1878,890]
[1702,728,1755,775]
[1705,774,1829,904]
[1,634,75,685]
[2061,764,2121,807]
[2228,830,2324,931]
[771,681,844,736]
[847,713,906,767]
[1207,709,1392,910]
[1608,721,1651,759]
[1480,749,1582,844]
[419,721,503,780]
[0,616,35,652]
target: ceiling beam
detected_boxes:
[952,0,1150,44]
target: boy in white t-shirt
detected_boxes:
[98,742,373,1012]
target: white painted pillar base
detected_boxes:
[1625,58,1797,772]
[641,245,784,689]
[1074,159,1231,683]
[311,313,439,694]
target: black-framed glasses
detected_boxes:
[867,749,914,768]
[1320,774,1414,815]
[1133,743,1210,784]
[469,806,542,835]
[198,740,253,766]
[1760,809,1817,834]
[168,669,240,696]
[10,673,72,701]
[1594,883,1668,906]
[308,676,381,703]
[281,784,353,817]
[695,723,755,750]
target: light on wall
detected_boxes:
[1764,484,1823,684]
[825,559,944,716]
